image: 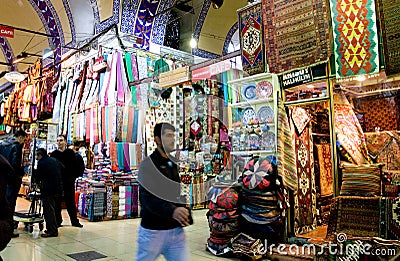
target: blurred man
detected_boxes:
[50,135,83,228]
[35,148,63,237]
[136,123,191,261]
[0,130,27,237]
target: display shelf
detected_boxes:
[284,96,330,106]
[228,72,274,86]
[230,150,274,155]
[228,98,274,108]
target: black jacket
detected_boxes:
[36,155,63,196]
[0,154,13,251]
[51,148,81,184]
[138,149,184,230]
[0,136,24,178]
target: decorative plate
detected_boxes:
[262,131,275,149]
[242,107,257,125]
[241,84,257,101]
[257,105,274,123]
[256,81,273,98]
[247,133,260,150]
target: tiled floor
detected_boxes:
[1,197,237,261]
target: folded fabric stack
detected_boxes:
[239,156,284,242]
[88,192,106,221]
[206,184,240,256]
[231,233,264,259]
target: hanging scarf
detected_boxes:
[110,142,118,171]
[126,107,135,143]
[136,109,144,144]
[86,109,91,143]
[123,142,130,172]
[92,104,100,144]
[116,51,126,106]
[132,109,139,143]
[101,106,106,142]
[117,142,125,171]
[129,143,137,168]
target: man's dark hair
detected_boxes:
[57,134,67,141]
[14,130,27,138]
[154,123,175,138]
[36,148,47,158]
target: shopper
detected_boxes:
[0,154,14,259]
[35,148,63,237]
[50,135,83,228]
[0,130,27,238]
[136,122,191,261]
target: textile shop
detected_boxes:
[0,0,400,260]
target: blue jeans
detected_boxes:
[136,226,190,261]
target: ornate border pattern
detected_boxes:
[121,0,140,34]
[62,0,76,47]
[0,37,15,70]
[192,48,220,59]
[151,0,175,45]
[193,0,210,40]
[90,0,121,34]
[222,22,238,55]
[133,0,161,50]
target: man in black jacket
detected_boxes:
[0,154,14,259]
[50,135,83,228]
[35,148,63,237]
[0,130,27,237]
[136,123,191,261]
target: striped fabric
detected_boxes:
[277,100,297,191]
[122,106,130,142]
[117,142,125,171]
[85,109,91,143]
[110,142,118,172]
[340,163,381,196]
[92,104,100,144]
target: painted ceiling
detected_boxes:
[0,0,248,86]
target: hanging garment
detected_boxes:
[123,143,130,172]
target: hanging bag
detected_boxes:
[92,45,108,77]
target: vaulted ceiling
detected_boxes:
[0,0,247,86]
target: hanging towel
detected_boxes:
[117,142,125,171]
[123,142,130,172]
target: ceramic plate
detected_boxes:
[256,81,273,98]
[262,131,275,149]
[241,84,257,101]
[257,105,274,123]
[242,107,257,125]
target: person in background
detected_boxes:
[35,148,63,237]
[136,122,191,261]
[0,130,27,238]
[0,154,14,260]
[50,135,83,228]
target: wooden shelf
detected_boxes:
[284,96,330,106]
[228,73,274,86]
[230,150,275,155]
[228,98,274,108]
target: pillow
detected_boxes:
[340,163,381,196]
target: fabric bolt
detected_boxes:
[262,0,331,73]
[277,100,297,191]
[106,186,113,219]
[131,183,139,216]
[316,144,333,196]
[329,0,379,77]
[238,2,265,75]
[294,126,317,235]
[334,92,371,165]
[377,0,400,76]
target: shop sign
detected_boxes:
[0,26,14,38]
[192,60,232,81]
[280,68,313,89]
[159,66,190,88]
[37,122,48,140]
